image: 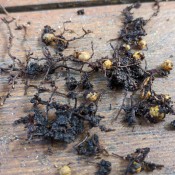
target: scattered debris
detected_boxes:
[96,159,112,175]
[113,147,164,175]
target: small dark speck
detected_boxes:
[109,104,112,110]
[77,9,85,15]
[166,19,169,21]
[169,55,173,58]
[99,38,102,40]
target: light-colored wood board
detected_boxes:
[1,0,96,7]
[2,0,86,6]
[0,2,175,175]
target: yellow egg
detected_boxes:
[123,44,131,51]
[164,94,171,100]
[138,39,147,49]
[74,51,91,62]
[86,92,98,102]
[42,33,55,44]
[161,60,173,71]
[133,52,144,60]
[149,106,165,120]
[103,59,113,69]
[59,165,71,175]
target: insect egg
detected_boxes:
[138,39,147,49]
[161,60,173,71]
[74,51,91,62]
[103,59,113,69]
[133,51,144,60]
[59,165,71,175]
[42,33,56,45]
[86,92,99,102]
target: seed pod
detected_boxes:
[149,106,165,121]
[103,59,113,69]
[42,33,56,45]
[86,92,99,102]
[59,165,71,175]
[74,51,91,62]
[138,39,147,49]
[133,52,144,60]
[161,60,173,71]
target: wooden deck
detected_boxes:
[0,1,175,175]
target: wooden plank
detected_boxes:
[1,0,86,7]
[0,2,175,175]
[0,0,157,13]
[1,0,155,7]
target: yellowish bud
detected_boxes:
[74,51,91,62]
[164,94,171,100]
[161,60,173,71]
[59,165,71,175]
[86,92,99,102]
[123,44,131,51]
[138,39,147,49]
[42,33,56,44]
[103,59,113,69]
[149,106,165,120]
[133,52,144,60]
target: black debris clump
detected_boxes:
[76,134,101,156]
[77,9,85,15]
[96,159,112,175]
[14,94,104,143]
[113,147,164,175]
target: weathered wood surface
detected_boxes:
[1,0,155,7]
[1,0,86,7]
[1,0,157,13]
[0,2,175,175]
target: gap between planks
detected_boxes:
[0,0,161,13]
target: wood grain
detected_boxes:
[1,0,154,7]
[0,2,175,175]
[0,0,156,13]
[1,0,86,7]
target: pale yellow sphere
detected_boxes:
[103,59,113,69]
[161,59,173,71]
[164,94,171,100]
[74,51,91,62]
[42,33,55,43]
[133,52,144,60]
[123,44,131,51]
[149,106,165,120]
[138,40,147,49]
[59,165,71,175]
[86,92,98,102]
